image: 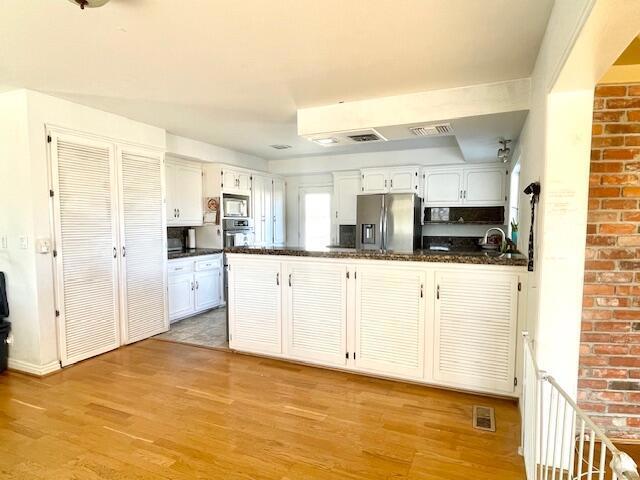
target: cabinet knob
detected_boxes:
[191,282,194,291]
[195,281,199,290]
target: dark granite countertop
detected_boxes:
[224,246,527,267]
[168,248,223,260]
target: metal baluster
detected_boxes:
[567,410,577,480]
[588,429,596,480]
[577,420,586,480]
[598,442,607,480]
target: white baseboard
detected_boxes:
[8,358,61,376]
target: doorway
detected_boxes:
[299,186,332,249]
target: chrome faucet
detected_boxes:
[483,227,506,252]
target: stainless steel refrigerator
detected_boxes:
[356,193,421,252]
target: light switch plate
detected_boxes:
[19,236,29,249]
[0,235,7,249]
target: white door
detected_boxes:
[165,160,178,226]
[272,178,286,246]
[354,265,425,379]
[388,169,418,193]
[464,168,506,206]
[334,174,359,224]
[299,186,332,249]
[237,172,252,194]
[222,170,238,193]
[176,163,203,225]
[117,147,168,343]
[252,175,265,245]
[50,132,121,366]
[361,170,388,193]
[194,268,221,311]
[433,271,518,394]
[168,272,195,321]
[263,179,273,245]
[286,262,347,366]
[423,169,463,206]
[228,258,282,354]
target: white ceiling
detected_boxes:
[0,0,553,159]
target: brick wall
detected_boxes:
[580,83,640,440]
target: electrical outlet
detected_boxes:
[36,238,51,254]
[19,236,29,250]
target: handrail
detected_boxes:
[521,331,640,480]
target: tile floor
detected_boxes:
[155,307,228,349]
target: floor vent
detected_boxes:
[472,405,496,432]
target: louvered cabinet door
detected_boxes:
[433,271,518,394]
[228,258,282,355]
[117,147,167,344]
[354,265,425,379]
[286,262,347,366]
[50,133,121,366]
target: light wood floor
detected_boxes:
[0,340,524,479]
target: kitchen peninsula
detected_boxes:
[225,246,527,397]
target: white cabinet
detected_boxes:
[423,168,463,206]
[195,268,222,311]
[354,265,425,379]
[423,164,506,207]
[361,166,420,194]
[464,167,507,205]
[225,254,523,397]
[286,262,348,366]
[252,175,285,247]
[167,254,222,322]
[49,131,167,367]
[168,271,195,320]
[228,257,282,354]
[166,159,203,226]
[273,178,286,246]
[252,174,273,247]
[222,167,251,195]
[332,172,360,244]
[433,270,518,394]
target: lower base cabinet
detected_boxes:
[286,262,348,366]
[354,265,425,379]
[228,258,282,355]
[168,254,223,322]
[226,254,524,397]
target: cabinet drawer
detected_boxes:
[195,256,221,271]
[168,261,194,274]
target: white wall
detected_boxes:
[166,133,267,171]
[517,0,640,397]
[0,90,44,371]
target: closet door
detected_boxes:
[50,133,121,366]
[118,147,168,344]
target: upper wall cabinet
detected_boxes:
[333,172,360,225]
[222,167,252,195]
[423,164,507,207]
[361,166,420,194]
[166,158,203,226]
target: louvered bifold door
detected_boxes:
[50,133,121,366]
[286,262,347,366]
[354,265,425,379]
[118,148,168,343]
[433,271,518,394]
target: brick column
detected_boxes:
[580,83,640,440]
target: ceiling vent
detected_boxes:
[409,123,453,137]
[347,133,383,143]
[270,144,292,150]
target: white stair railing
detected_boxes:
[521,332,639,480]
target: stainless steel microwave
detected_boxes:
[223,194,249,217]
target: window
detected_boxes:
[300,186,332,249]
